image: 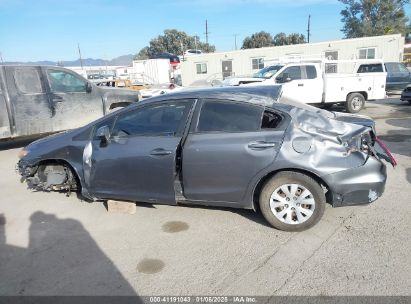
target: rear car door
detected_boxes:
[44,67,104,131]
[3,66,53,137]
[87,99,195,203]
[182,99,288,206]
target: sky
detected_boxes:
[0,0,399,62]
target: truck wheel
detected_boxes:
[346,93,365,113]
[259,171,325,232]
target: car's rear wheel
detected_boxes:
[346,93,365,113]
[259,171,325,231]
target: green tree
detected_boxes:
[135,29,215,60]
[287,33,306,45]
[242,32,306,49]
[241,31,274,49]
[273,32,306,46]
[339,0,410,38]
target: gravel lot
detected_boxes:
[0,98,410,296]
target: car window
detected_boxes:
[47,69,87,93]
[305,65,317,79]
[112,101,192,137]
[398,63,409,73]
[357,64,383,73]
[14,68,43,94]
[385,63,409,74]
[197,101,263,133]
[261,110,282,129]
[253,65,284,79]
[279,66,302,80]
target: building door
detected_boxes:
[222,60,233,79]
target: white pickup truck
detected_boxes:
[222,60,387,113]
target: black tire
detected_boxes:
[345,93,365,113]
[259,171,326,232]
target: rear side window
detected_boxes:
[357,64,383,73]
[197,101,263,133]
[14,68,43,94]
[306,65,317,79]
[261,111,282,129]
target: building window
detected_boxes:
[324,51,338,73]
[359,48,376,59]
[252,58,264,70]
[196,63,208,74]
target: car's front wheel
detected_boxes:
[259,171,325,231]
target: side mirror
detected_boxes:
[278,73,292,83]
[96,125,111,144]
[86,82,93,93]
[275,73,288,84]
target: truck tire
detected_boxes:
[346,93,365,113]
[259,171,325,232]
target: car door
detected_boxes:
[182,99,289,206]
[277,65,323,103]
[87,99,195,203]
[44,67,104,132]
[3,66,53,137]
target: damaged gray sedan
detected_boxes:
[17,86,396,231]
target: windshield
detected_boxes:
[253,65,284,79]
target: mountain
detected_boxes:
[3,54,134,67]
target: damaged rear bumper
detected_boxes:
[323,157,387,207]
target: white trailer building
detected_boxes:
[181,34,404,87]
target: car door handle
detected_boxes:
[248,142,276,149]
[298,83,304,87]
[150,149,172,156]
[52,96,63,102]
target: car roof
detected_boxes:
[142,85,282,106]
[137,85,336,117]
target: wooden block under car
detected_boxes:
[106,200,137,214]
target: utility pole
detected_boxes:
[234,34,238,50]
[307,14,311,43]
[0,52,4,64]
[205,20,209,44]
[77,43,84,69]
